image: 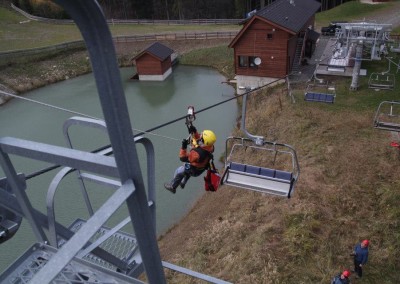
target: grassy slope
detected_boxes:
[315,1,390,26]
[159,73,400,284]
[158,2,400,284]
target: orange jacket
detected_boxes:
[179,132,214,170]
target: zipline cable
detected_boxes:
[132,76,287,138]
[1,75,287,180]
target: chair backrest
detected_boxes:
[304,83,336,103]
[304,92,335,103]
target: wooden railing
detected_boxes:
[11,3,243,25]
[0,31,238,65]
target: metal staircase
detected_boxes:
[292,36,305,74]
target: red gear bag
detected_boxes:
[204,169,221,192]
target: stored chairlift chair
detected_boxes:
[368,73,395,90]
[220,89,300,198]
[373,101,400,132]
[304,80,336,103]
[368,57,396,90]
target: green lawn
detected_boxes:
[0,7,240,52]
[2,1,400,52]
[315,1,394,27]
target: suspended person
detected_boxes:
[331,270,351,284]
[351,239,369,279]
[164,125,216,194]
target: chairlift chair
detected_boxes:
[368,72,395,90]
[220,88,300,198]
[304,81,336,103]
[373,101,400,132]
[220,137,300,198]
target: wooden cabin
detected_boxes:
[229,0,321,93]
[131,42,174,81]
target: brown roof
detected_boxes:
[131,42,174,62]
[229,0,320,48]
[255,0,321,33]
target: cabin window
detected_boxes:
[267,33,273,40]
[249,56,258,68]
[238,56,260,69]
[238,56,248,67]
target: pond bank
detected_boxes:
[0,38,232,105]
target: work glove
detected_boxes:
[188,125,197,134]
[181,139,188,150]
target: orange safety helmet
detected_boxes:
[362,239,369,247]
[342,270,351,278]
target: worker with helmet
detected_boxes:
[331,270,351,284]
[352,239,369,278]
[164,125,216,194]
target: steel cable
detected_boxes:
[1,75,286,179]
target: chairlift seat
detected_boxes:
[304,92,335,103]
[369,83,394,89]
[222,162,294,198]
[374,121,400,131]
[373,101,400,132]
[368,73,395,90]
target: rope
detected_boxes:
[2,76,287,179]
[0,90,179,142]
[0,90,99,120]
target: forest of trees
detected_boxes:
[11,0,353,20]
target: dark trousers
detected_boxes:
[170,163,206,189]
[354,259,363,277]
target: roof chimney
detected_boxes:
[290,0,295,5]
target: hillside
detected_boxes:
[158,80,400,283]
[157,3,400,284]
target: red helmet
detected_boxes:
[362,239,369,246]
[342,270,351,278]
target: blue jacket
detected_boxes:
[331,274,349,284]
[354,243,369,264]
